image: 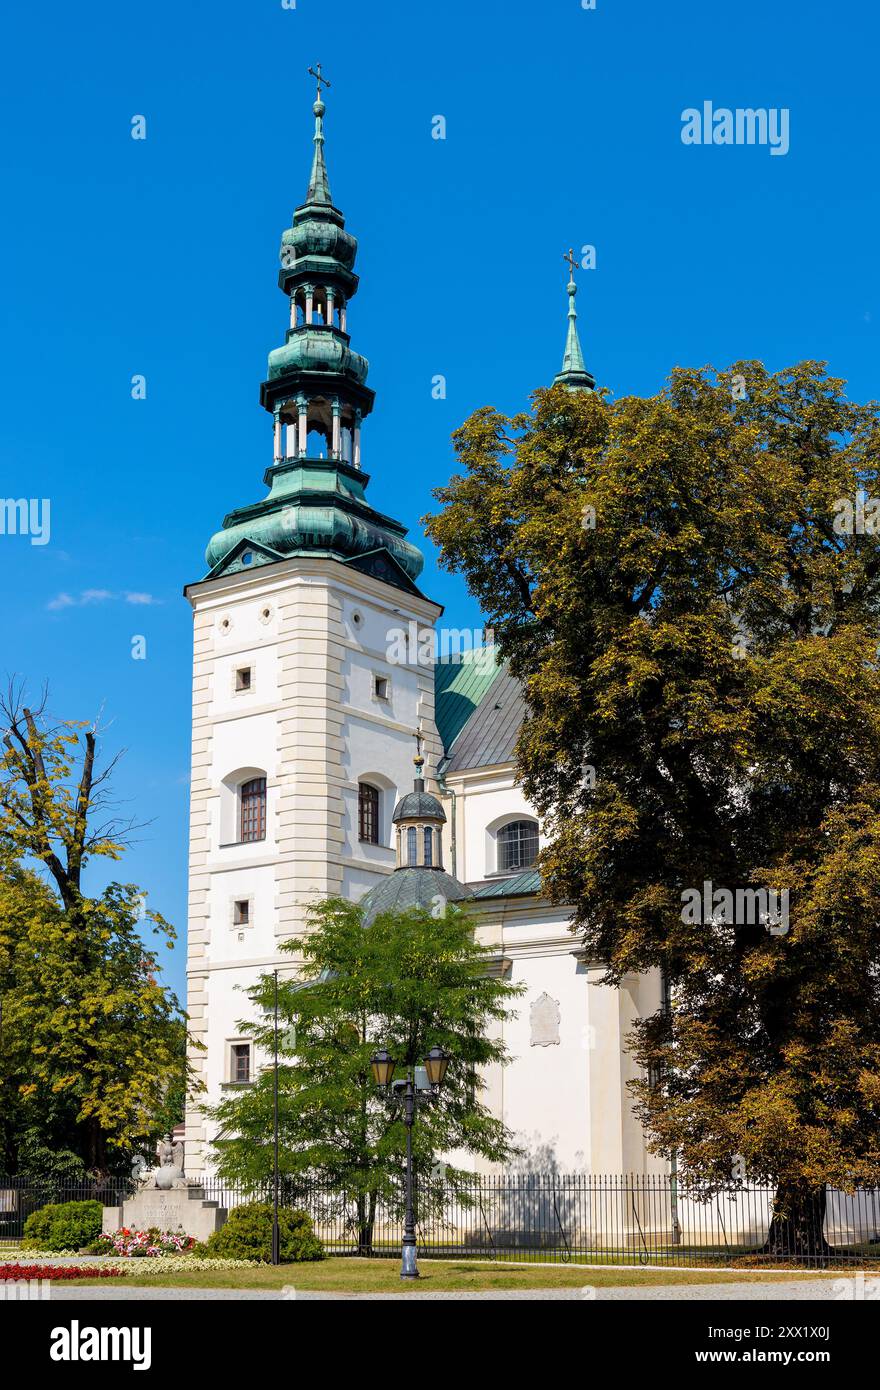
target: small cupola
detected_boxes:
[392,749,446,870]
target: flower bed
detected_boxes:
[0,1263,121,1281]
[91,1228,197,1258]
[16,1250,258,1273]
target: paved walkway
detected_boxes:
[28,1278,852,1301]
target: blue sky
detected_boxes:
[1,0,876,999]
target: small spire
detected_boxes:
[305,63,332,206]
[413,729,425,790]
[553,249,595,392]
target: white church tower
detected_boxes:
[182,72,445,1173]
[183,75,664,1181]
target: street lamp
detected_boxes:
[370,1049,395,1088]
[371,1045,452,1280]
[423,1046,450,1088]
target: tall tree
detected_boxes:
[207,898,520,1252]
[425,361,880,1255]
[0,685,192,1176]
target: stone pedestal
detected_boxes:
[102,1185,227,1242]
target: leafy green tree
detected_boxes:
[425,361,880,1256]
[0,685,193,1176]
[207,898,520,1252]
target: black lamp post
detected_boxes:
[371,1045,451,1280]
[272,969,280,1266]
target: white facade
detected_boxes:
[184,554,443,1172]
[184,553,659,1177]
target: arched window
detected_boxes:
[497,819,539,873]
[423,825,434,867]
[358,782,380,844]
[407,826,418,866]
[240,777,267,842]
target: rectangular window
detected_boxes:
[358,782,380,844]
[233,899,250,926]
[235,666,252,692]
[230,1043,251,1084]
[373,674,390,701]
[240,777,267,842]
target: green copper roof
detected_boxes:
[204,458,424,583]
[306,97,332,206]
[358,868,470,926]
[267,327,368,384]
[469,869,541,899]
[434,647,503,755]
[392,787,446,823]
[553,276,595,393]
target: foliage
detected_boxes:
[206,898,521,1244]
[0,687,197,1175]
[200,1203,324,1263]
[23,1199,103,1251]
[424,362,880,1209]
[0,865,190,1174]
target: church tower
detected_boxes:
[183,71,444,1174]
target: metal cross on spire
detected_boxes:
[308,62,331,99]
[564,247,578,280]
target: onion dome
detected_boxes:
[267,328,369,385]
[277,87,359,304]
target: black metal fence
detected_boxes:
[3,1173,880,1266]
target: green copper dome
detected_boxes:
[268,326,368,384]
[359,868,471,926]
[280,218,357,272]
[392,789,446,822]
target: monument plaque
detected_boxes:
[529,992,561,1047]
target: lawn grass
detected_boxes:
[96,1257,843,1293]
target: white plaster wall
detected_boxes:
[500,929,590,1173]
[206,863,277,965]
[449,770,544,882]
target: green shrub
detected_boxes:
[202,1203,324,1263]
[23,1200,103,1252]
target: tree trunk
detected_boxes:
[83,1116,108,1179]
[764,1182,830,1263]
[356,1192,375,1257]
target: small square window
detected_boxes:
[233,899,250,926]
[235,666,252,692]
[373,674,390,701]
